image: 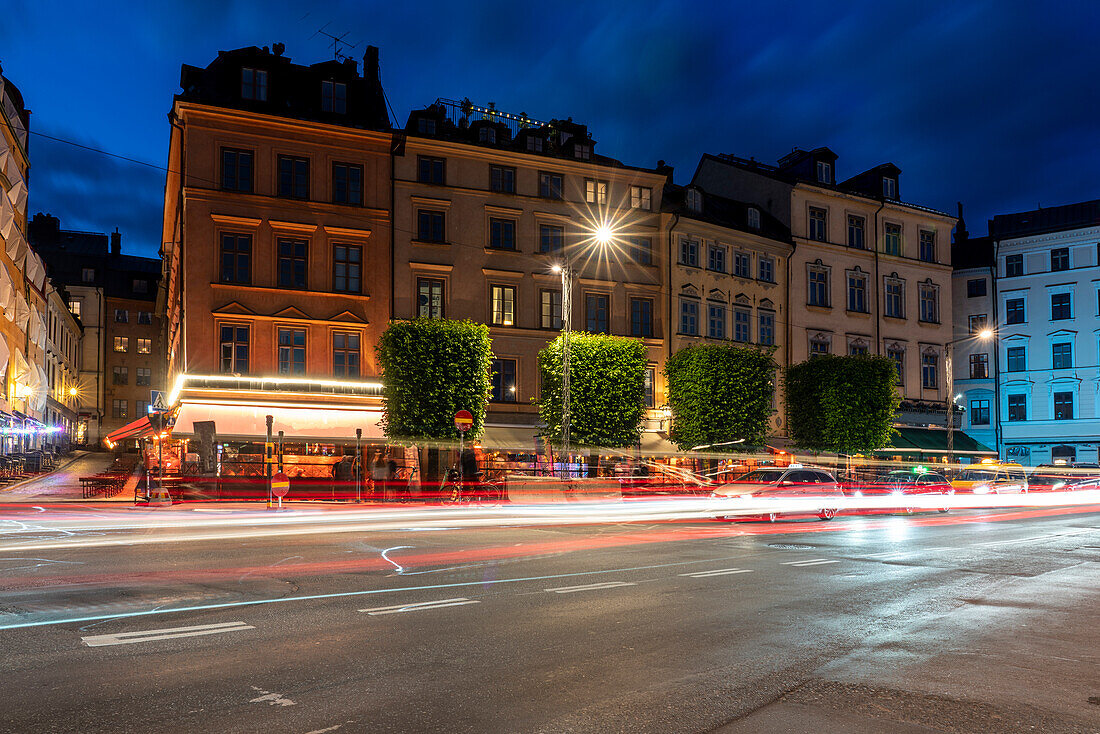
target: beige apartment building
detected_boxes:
[695,148,956,438]
[394,102,669,446]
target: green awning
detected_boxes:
[875,426,995,456]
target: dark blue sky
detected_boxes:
[4,1,1098,258]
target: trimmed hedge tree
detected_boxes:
[376,319,494,440]
[784,354,901,455]
[665,344,777,451]
[538,332,647,448]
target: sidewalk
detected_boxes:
[0,451,120,501]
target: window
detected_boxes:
[1051,293,1071,320]
[527,136,544,153]
[137,368,151,386]
[321,81,347,113]
[276,329,306,375]
[630,236,652,265]
[1053,392,1073,420]
[810,337,830,356]
[113,336,128,352]
[759,311,774,346]
[969,353,989,379]
[417,278,445,318]
[887,348,905,384]
[114,309,128,323]
[82,268,95,283]
[491,285,516,327]
[418,156,445,185]
[970,399,990,425]
[967,279,987,298]
[133,279,148,294]
[884,278,904,318]
[685,188,702,212]
[489,218,517,250]
[241,68,267,101]
[333,332,360,378]
[849,342,868,356]
[491,359,517,402]
[1006,346,1026,372]
[680,239,699,267]
[882,177,897,199]
[734,309,750,342]
[220,233,252,284]
[417,210,445,242]
[758,257,775,283]
[574,143,592,160]
[969,314,988,334]
[1007,394,1027,421]
[333,245,361,293]
[137,338,151,354]
[417,118,437,135]
[537,225,563,254]
[541,290,562,330]
[490,165,515,194]
[1005,298,1025,324]
[707,305,725,340]
[68,300,81,318]
[847,216,865,249]
[707,245,726,273]
[138,311,153,325]
[277,155,309,199]
[644,368,655,408]
[221,148,253,192]
[332,163,362,205]
[680,299,699,336]
[734,252,751,278]
[1052,342,1072,370]
[919,284,939,323]
[747,207,761,229]
[919,231,936,263]
[586,294,609,334]
[478,126,497,144]
[631,298,653,337]
[539,172,563,199]
[585,179,608,205]
[112,366,128,386]
[277,239,308,289]
[808,267,829,307]
[1051,248,1070,272]
[847,272,868,313]
[884,223,902,255]
[628,186,651,210]
[112,399,128,419]
[808,207,827,241]
[1005,254,1023,277]
[136,400,149,417]
[219,325,249,373]
[921,353,938,389]
[816,160,831,184]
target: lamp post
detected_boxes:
[945,328,993,464]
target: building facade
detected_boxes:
[990,200,1100,466]
[394,102,668,447]
[44,280,83,447]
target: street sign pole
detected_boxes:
[355,428,362,503]
[453,410,473,500]
[266,415,273,509]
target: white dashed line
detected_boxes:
[782,559,840,567]
[82,621,254,647]
[679,568,755,578]
[359,598,479,615]
[545,581,636,594]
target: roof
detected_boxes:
[951,234,994,270]
[988,198,1100,239]
[663,183,793,244]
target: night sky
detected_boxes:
[3,0,1098,259]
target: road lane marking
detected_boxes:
[679,568,754,578]
[81,621,253,647]
[782,559,840,567]
[358,597,479,615]
[546,581,636,594]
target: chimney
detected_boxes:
[954,202,968,244]
[364,46,379,82]
[110,228,121,256]
[656,160,674,180]
[272,42,285,57]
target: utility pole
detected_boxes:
[560,265,572,480]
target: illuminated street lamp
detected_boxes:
[945,328,994,463]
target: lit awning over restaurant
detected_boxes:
[875,427,995,456]
[105,416,155,444]
[172,402,384,442]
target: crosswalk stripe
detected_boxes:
[679,568,754,578]
[545,581,635,594]
[82,621,253,647]
[359,598,479,615]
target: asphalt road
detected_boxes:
[0,504,1098,733]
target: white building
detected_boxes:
[991,200,1100,466]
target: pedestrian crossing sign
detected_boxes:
[151,391,169,412]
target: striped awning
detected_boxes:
[105,416,155,444]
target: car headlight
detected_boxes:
[974,483,990,494]
[1053,481,1065,491]
[739,494,752,500]
[891,489,903,496]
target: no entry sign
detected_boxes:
[454,410,473,433]
[271,472,290,498]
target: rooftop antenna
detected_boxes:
[311,23,359,62]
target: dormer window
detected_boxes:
[574,143,592,160]
[685,188,702,212]
[527,136,544,153]
[417,118,437,135]
[816,160,832,184]
[478,127,497,144]
[241,68,268,101]
[747,207,761,229]
[321,81,346,114]
[883,176,897,199]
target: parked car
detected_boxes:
[949,461,1028,494]
[1027,463,1100,492]
[844,469,954,513]
[711,464,844,521]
